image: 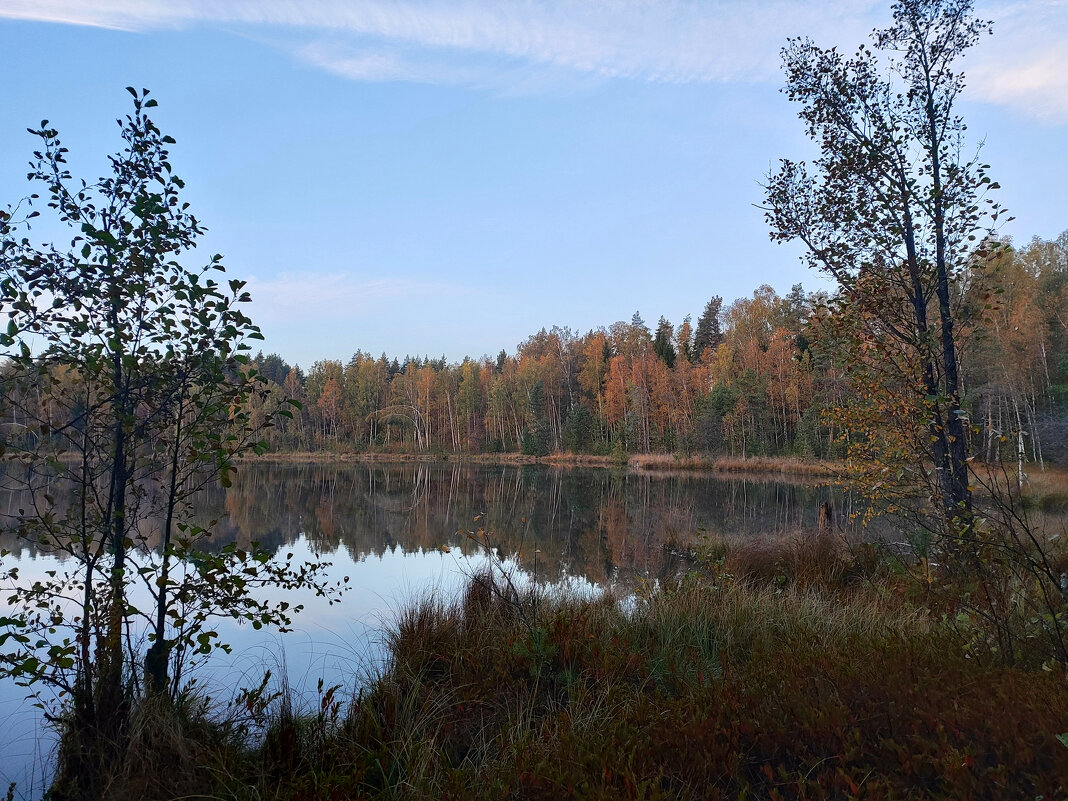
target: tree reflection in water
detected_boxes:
[3,461,874,587]
[190,462,864,587]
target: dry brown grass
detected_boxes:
[227,568,1068,800]
[243,449,847,477]
[241,450,615,466]
[629,453,845,477]
[50,547,1068,800]
[719,530,855,589]
[1022,464,1068,491]
[48,691,242,801]
[710,455,843,476]
[1022,465,1068,516]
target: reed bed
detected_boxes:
[245,449,851,477]
[53,529,1068,801]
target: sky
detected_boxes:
[1,0,1066,368]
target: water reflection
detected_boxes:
[0,462,862,797]
[2,462,858,581]
[194,461,856,585]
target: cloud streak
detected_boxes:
[4,0,1066,120]
[244,272,468,325]
[968,1,1068,121]
[0,0,897,85]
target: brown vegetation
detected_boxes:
[54,531,1068,801]
[243,449,847,477]
[238,228,1067,471]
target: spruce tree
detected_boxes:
[653,316,677,368]
[693,296,724,359]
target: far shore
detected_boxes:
[240,450,844,477]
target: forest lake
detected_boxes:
[0,460,872,797]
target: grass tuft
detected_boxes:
[46,535,1068,800]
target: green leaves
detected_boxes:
[0,617,30,648]
[1,318,17,347]
[0,87,338,719]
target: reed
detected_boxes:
[245,449,852,478]
[42,534,1068,800]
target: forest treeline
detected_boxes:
[247,232,1068,464]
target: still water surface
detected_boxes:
[0,461,859,796]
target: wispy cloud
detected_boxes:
[295,40,487,85]
[4,0,1066,120]
[245,272,467,324]
[0,0,884,84]
[968,1,1068,121]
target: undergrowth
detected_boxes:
[39,531,1068,800]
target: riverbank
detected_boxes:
[242,450,844,477]
[46,531,1068,801]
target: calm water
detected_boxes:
[0,461,858,796]
[188,461,859,581]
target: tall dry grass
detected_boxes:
[210,548,1068,800]
[42,531,1068,800]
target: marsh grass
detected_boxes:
[47,686,247,801]
[42,532,1068,800]
[247,566,1065,800]
[245,450,852,477]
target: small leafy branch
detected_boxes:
[0,88,347,792]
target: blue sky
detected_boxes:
[1,1,1066,368]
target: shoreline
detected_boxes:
[240,450,845,477]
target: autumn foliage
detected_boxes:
[245,235,1068,473]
